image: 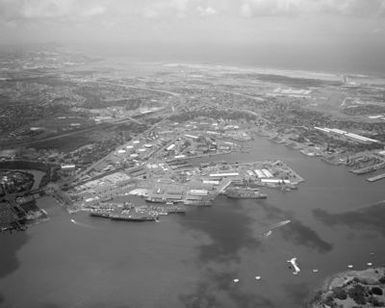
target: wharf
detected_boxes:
[367,173,385,182]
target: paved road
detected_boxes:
[73,85,185,182]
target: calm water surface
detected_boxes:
[1,136,384,308]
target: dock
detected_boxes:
[367,173,385,182]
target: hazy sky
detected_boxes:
[1,0,385,72]
[0,0,384,43]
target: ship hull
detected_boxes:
[225,194,267,199]
[110,215,156,222]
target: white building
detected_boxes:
[209,172,239,177]
[167,144,176,151]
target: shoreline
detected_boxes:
[84,51,385,81]
[310,267,385,308]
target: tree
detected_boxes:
[333,287,347,300]
[371,287,383,296]
[348,285,367,305]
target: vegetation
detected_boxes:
[333,287,348,300]
[348,284,367,305]
[372,287,384,296]
[310,268,385,308]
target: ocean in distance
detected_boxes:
[72,42,385,77]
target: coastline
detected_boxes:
[310,267,385,308]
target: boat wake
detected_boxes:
[263,220,291,238]
[271,220,291,230]
[70,218,93,228]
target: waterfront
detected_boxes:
[1,135,385,308]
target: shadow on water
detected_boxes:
[178,194,335,307]
[72,304,131,308]
[30,301,132,308]
[0,232,29,279]
[178,198,277,307]
[283,282,312,307]
[179,269,275,308]
[33,304,131,308]
[181,198,261,264]
[38,304,61,308]
[281,222,333,253]
[313,200,385,236]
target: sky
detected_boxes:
[1,0,385,72]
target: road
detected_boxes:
[73,85,185,182]
[74,88,271,184]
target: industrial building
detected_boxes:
[209,172,239,177]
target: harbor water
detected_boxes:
[1,135,384,308]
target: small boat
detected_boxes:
[264,230,273,237]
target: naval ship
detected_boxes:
[224,188,267,199]
[90,207,158,222]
